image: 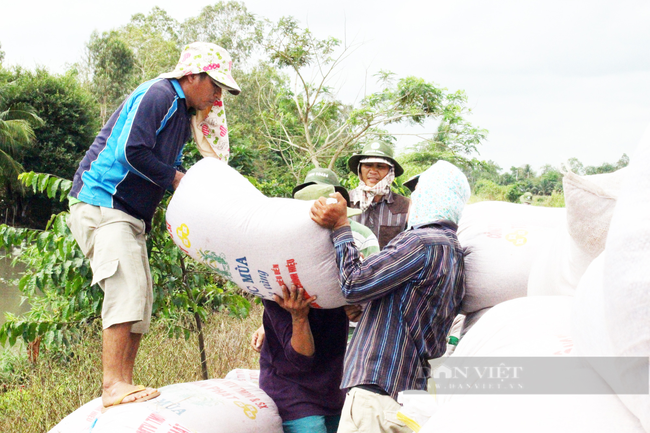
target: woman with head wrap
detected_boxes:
[309,160,471,433]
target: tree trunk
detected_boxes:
[194,311,209,380]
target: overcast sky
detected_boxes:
[2,0,649,172]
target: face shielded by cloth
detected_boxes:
[158,42,241,162]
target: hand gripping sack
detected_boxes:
[166,158,347,308]
[48,379,283,433]
[458,201,566,314]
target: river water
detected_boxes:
[0,251,28,326]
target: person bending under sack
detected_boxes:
[67,42,241,409]
[347,142,410,249]
[250,168,376,432]
[310,160,469,433]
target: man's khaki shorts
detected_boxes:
[67,203,152,333]
[337,387,409,433]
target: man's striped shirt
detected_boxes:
[332,221,465,399]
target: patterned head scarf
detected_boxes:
[407,160,471,228]
[158,42,241,162]
[357,159,396,212]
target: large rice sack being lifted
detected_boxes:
[602,128,650,432]
[419,296,645,433]
[225,368,260,386]
[48,378,282,433]
[458,201,565,314]
[166,158,347,308]
[527,167,628,297]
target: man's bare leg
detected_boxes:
[102,322,157,407]
[122,331,142,384]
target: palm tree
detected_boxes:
[0,101,43,222]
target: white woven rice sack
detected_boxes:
[452,296,574,359]
[420,296,644,433]
[48,379,282,433]
[48,398,106,433]
[166,158,347,308]
[602,127,650,432]
[528,168,628,297]
[225,368,260,386]
[419,391,644,433]
[527,227,593,297]
[564,168,628,258]
[458,201,565,313]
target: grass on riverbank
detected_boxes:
[0,304,263,433]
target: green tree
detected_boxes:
[566,157,585,175]
[85,31,137,123]
[535,168,563,195]
[180,1,263,64]
[259,17,487,181]
[0,42,5,65]
[616,153,629,169]
[0,77,44,223]
[4,68,100,180]
[119,10,180,83]
[2,68,99,227]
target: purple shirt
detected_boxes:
[259,299,348,421]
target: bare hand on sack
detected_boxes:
[274,284,317,320]
[250,325,265,352]
[172,170,185,190]
[309,192,349,230]
[344,305,363,322]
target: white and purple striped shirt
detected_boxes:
[332,221,465,399]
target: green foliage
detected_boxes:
[259,17,487,180]
[0,309,263,433]
[0,210,97,350]
[1,68,99,180]
[180,1,263,64]
[86,31,137,122]
[505,182,526,203]
[0,42,4,65]
[120,16,180,84]
[0,173,251,378]
[564,154,629,176]
[532,191,565,207]
[0,101,40,182]
[18,172,71,202]
[472,179,509,202]
[244,174,294,198]
[0,68,98,227]
[0,87,44,226]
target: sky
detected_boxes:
[2,0,650,173]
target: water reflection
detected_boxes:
[0,250,29,326]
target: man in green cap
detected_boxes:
[348,143,410,249]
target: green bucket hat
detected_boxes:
[348,142,404,177]
[292,168,350,205]
[294,184,361,217]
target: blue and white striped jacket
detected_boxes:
[70,78,191,231]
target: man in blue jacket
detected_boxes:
[67,42,241,408]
